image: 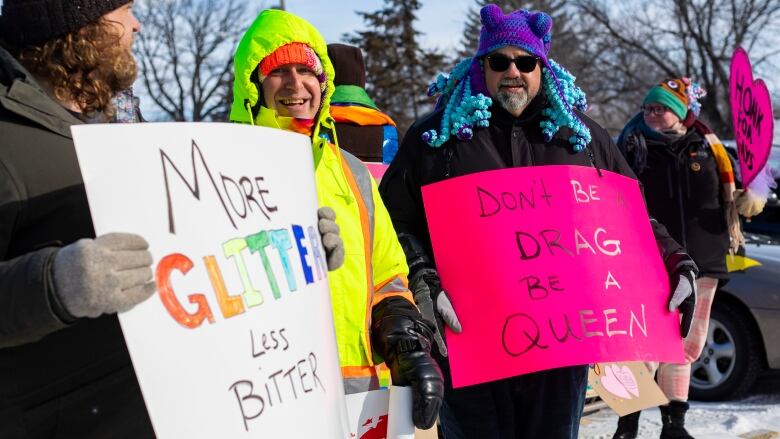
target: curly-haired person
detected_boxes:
[0,2,157,438]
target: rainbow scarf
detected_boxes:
[252,105,316,137]
[692,120,735,201]
[282,117,316,137]
[692,120,743,251]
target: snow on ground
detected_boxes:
[580,374,780,438]
[580,395,780,438]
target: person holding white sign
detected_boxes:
[228,9,444,431]
[0,1,159,437]
[380,4,698,439]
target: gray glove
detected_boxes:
[318,207,344,271]
[668,270,697,338]
[437,292,461,333]
[409,268,461,357]
[52,233,155,318]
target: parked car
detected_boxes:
[689,144,780,401]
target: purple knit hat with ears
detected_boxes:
[468,5,553,96]
[423,3,590,150]
[476,5,552,58]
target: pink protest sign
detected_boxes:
[422,165,684,388]
[730,47,775,186]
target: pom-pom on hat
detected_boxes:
[423,4,590,151]
[643,77,707,119]
[258,42,327,93]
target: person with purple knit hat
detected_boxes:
[380,4,695,438]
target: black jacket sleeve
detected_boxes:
[0,161,68,348]
[379,123,435,279]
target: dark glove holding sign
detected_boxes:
[666,253,699,338]
[409,268,461,357]
[399,233,461,358]
[371,298,444,430]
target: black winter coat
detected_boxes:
[379,97,685,277]
[0,46,153,438]
[619,121,730,278]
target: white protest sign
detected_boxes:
[72,123,349,438]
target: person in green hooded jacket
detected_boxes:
[228,9,444,430]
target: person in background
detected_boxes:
[613,77,747,439]
[327,43,399,165]
[228,9,443,430]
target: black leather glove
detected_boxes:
[666,253,699,338]
[371,297,444,430]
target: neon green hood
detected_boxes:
[229,9,336,134]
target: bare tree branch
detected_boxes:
[573,0,780,136]
[134,0,252,121]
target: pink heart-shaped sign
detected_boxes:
[730,47,775,187]
[610,364,640,397]
[600,364,639,400]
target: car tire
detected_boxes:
[689,298,763,401]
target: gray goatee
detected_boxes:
[495,78,534,115]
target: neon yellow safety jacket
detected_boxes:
[229,9,414,393]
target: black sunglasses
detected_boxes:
[485,54,539,73]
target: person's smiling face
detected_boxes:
[262,64,322,119]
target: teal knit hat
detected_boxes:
[643,78,691,120]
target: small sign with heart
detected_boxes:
[729,47,775,187]
[588,362,668,416]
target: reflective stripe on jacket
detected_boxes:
[317,140,411,393]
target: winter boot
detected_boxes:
[659,401,694,439]
[611,410,640,439]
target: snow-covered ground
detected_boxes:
[580,374,780,438]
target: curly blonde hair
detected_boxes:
[17,19,137,119]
